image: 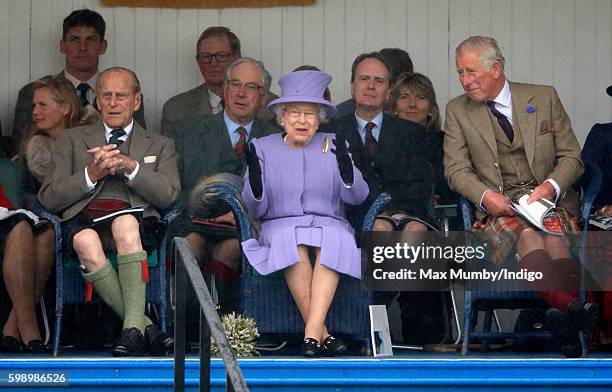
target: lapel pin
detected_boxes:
[526,104,536,113]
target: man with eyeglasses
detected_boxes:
[12,9,147,156]
[166,57,279,315]
[161,26,278,136]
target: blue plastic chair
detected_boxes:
[207,182,390,350]
[459,161,602,355]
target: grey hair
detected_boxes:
[224,57,272,93]
[456,36,505,70]
[189,173,244,218]
[96,67,141,94]
[272,103,328,126]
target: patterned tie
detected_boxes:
[486,100,514,143]
[234,127,247,157]
[364,122,377,157]
[109,128,126,147]
[77,83,90,107]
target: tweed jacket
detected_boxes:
[443,81,583,218]
[169,111,280,207]
[328,113,432,227]
[12,71,147,150]
[38,120,180,221]
[160,83,279,136]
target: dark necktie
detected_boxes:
[77,83,90,107]
[486,100,514,143]
[234,127,247,157]
[109,128,126,147]
[364,122,377,157]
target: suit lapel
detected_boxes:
[198,84,213,115]
[466,99,498,158]
[127,122,153,162]
[510,82,536,166]
[83,120,108,150]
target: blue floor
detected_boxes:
[1,350,612,391]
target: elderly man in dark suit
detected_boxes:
[167,57,279,313]
[39,67,179,357]
[12,9,146,155]
[161,26,278,136]
[444,36,594,357]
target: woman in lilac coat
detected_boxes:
[241,71,368,357]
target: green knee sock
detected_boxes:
[82,260,153,327]
[117,250,148,332]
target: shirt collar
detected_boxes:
[63,70,98,90]
[223,111,254,135]
[208,88,223,114]
[355,110,383,139]
[491,79,512,109]
[103,120,134,141]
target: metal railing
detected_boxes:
[173,237,248,392]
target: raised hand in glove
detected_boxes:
[244,143,263,199]
[331,135,354,185]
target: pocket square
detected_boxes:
[144,155,157,163]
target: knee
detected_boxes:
[72,229,105,269]
[7,220,33,243]
[111,215,142,250]
[403,221,427,232]
[517,228,545,255]
[213,239,241,269]
[373,219,393,232]
[36,228,56,250]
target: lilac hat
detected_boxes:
[267,70,337,118]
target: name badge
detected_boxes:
[144,156,157,163]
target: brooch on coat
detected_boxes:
[322,137,330,153]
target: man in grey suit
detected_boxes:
[12,9,147,156]
[444,36,594,357]
[39,67,179,357]
[161,26,277,136]
[167,57,279,313]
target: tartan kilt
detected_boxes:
[472,207,580,264]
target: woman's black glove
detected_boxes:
[244,143,263,199]
[331,135,354,185]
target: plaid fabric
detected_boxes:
[473,207,579,264]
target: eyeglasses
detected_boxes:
[196,51,234,64]
[226,79,263,94]
[284,109,317,121]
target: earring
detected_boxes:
[280,120,284,126]
[394,111,398,117]
[427,113,432,119]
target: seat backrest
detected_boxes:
[0,159,21,208]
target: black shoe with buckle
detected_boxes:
[145,324,174,356]
[546,308,582,358]
[301,338,321,357]
[321,335,348,357]
[111,327,146,357]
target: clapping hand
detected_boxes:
[244,143,263,199]
[331,135,354,185]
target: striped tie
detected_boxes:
[234,127,247,157]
